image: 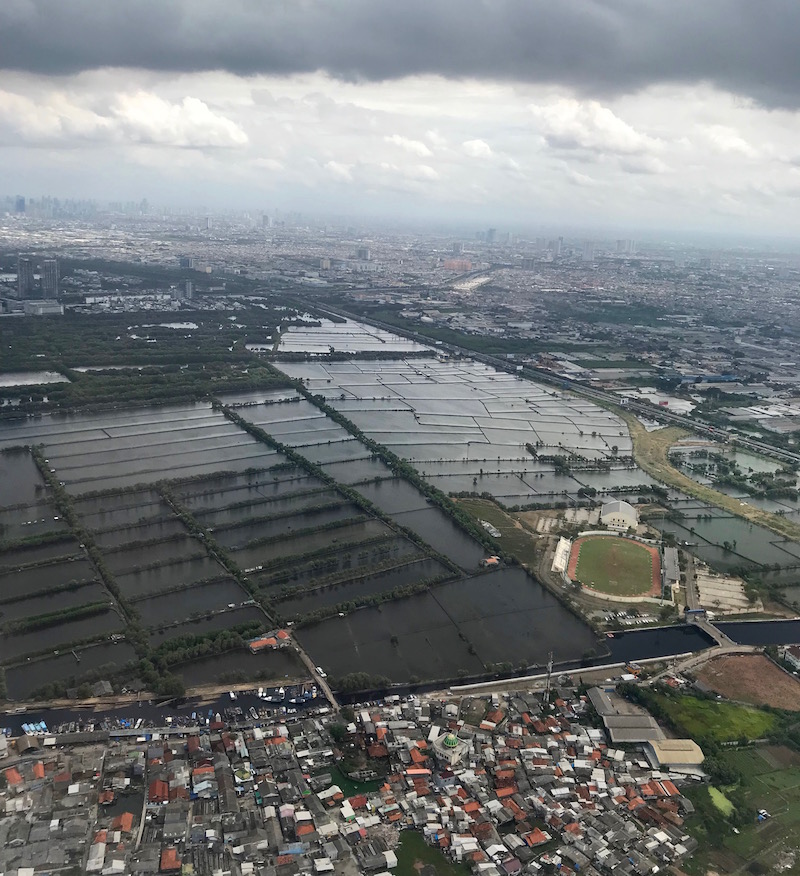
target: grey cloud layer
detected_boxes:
[3,0,800,107]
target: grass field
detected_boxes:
[684,747,800,875]
[396,829,473,876]
[456,498,540,568]
[649,691,778,742]
[570,535,657,596]
[708,786,734,815]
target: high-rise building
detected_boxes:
[356,246,371,261]
[582,242,595,262]
[179,257,196,269]
[486,228,497,244]
[17,256,34,298]
[452,242,464,255]
[14,196,25,214]
[616,239,636,255]
[521,258,536,270]
[41,259,59,298]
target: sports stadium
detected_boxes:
[566,534,661,598]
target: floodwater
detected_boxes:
[351,479,431,515]
[276,557,453,618]
[0,370,69,387]
[148,605,266,646]
[5,641,138,700]
[252,537,423,593]
[175,648,303,687]
[2,609,124,662]
[297,567,600,683]
[134,578,250,627]
[115,556,227,599]
[0,558,95,601]
[213,504,361,549]
[0,451,49,507]
[715,619,800,646]
[390,508,487,569]
[232,519,390,569]
[0,582,108,624]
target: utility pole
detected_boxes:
[542,651,554,709]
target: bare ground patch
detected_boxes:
[695,653,800,711]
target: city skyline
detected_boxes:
[3,2,800,234]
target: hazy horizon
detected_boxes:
[4,1,800,236]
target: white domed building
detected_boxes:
[432,731,470,767]
[600,500,639,532]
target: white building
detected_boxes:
[432,732,470,767]
[600,500,638,532]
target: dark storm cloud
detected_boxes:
[3,0,800,108]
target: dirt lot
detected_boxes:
[695,653,800,711]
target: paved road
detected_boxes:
[684,552,699,610]
[293,644,339,711]
[651,643,758,682]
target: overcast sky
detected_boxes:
[3,0,800,235]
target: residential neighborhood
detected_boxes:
[0,681,702,875]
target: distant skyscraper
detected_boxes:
[486,228,497,244]
[17,256,34,298]
[205,217,212,230]
[14,196,25,214]
[616,239,636,255]
[357,246,371,261]
[179,257,196,269]
[41,259,59,298]
[521,258,536,270]
[582,242,595,262]
[184,280,194,300]
[452,242,464,255]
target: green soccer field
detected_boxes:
[574,536,656,596]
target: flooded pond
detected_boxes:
[390,508,487,569]
[0,370,70,387]
[0,450,49,507]
[103,536,205,574]
[195,488,339,528]
[134,578,250,627]
[715,619,800,646]
[232,519,390,569]
[115,556,227,599]
[351,479,431,515]
[0,582,108,625]
[0,558,95,601]
[175,648,305,687]
[5,641,138,700]
[148,606,267,646]
[213,504,361,550]
[252,538,424,593]
[297,567,601,683]
[276,557,453,618]
[2,609,124,661]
